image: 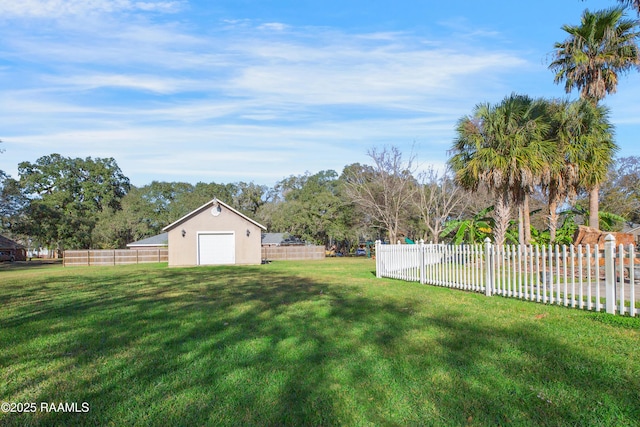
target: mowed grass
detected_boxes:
[1,259,639,426]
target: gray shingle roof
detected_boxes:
[261,233,285,245]
[127,232,168,247]
[622,223,640,234]
[0,234,25,249]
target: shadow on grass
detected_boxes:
[424,315,640,425]
[0,260,63,272]
[1,263,639,426]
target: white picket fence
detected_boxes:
[375,235,639,317]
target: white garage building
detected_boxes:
[163,198,266,267]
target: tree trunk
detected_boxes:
[388,228,396,244]
[589,185,599,230]
[427,225,440,244]
[493,190,511,246]
[524,194,531,245]
[548,197,559,243]
[523,194,531,245]
[516,193,531,246]
[518,205,524,246]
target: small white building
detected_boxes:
[162,198,266,267]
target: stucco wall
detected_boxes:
[167,204,263,267]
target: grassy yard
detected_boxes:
[1,259,639,426]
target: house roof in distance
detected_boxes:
[261,233,285,245]
[127,232,168,247]
[0,234,25,249]
[622,223,640,234]
[261,233,306,246]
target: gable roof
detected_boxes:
[0,234,25,249]
[162,198,266,232]
[261,232,285,245]
[261,232,306,245]
[622,223,640,234]
[126,232,168,247]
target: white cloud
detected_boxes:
[46,74,201,94]
[5,19,530,112]
[2,111,455,181]
[0,13,556,185]
[0,0,183,18]
[228,48,526,106]
[258,22,289,32]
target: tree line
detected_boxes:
[1,147,639,252]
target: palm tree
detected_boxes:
[572,102,618,229]
[448,94,555,246]
[543,99,616,241]
[550,7,640,104]
[544,99,578,243]
[616,0,640,15]
[549,6,638,228]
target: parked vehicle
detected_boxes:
[0,250,15,262]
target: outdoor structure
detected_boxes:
[261,244,325,261]
[622,223,640,247]
[0,234,27,262]
[261,233,286,246]
[261,233,305,247]
[573,225,634,246]
[376,237,639,317]
[126,232,168,250]
[163,198,266,267]
[64,248,168,266]
[261,232,324,260]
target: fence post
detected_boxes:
[375,240,381,278]
[630,245,636,317]
[484,238,492,296]
[604,234,616,314]
[419,239,425,284]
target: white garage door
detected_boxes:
[198,232,235,265]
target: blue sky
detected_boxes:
[1,0,638,187]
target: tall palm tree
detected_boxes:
[550,7,640,104]
[544,99,617,241]
[448,94,555,246]
[550,6,638,228]
[574,103,618,228]
[544,99,579,242]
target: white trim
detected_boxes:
[163,198,266,232]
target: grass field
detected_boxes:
[1,258,639,426]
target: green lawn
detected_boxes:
[1,259,639,426]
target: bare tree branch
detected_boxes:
[343,146,418,243]
[417,167,468,243]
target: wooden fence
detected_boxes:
[262,245,325,261]
[376,235,639,317]
[64,248,168,266]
